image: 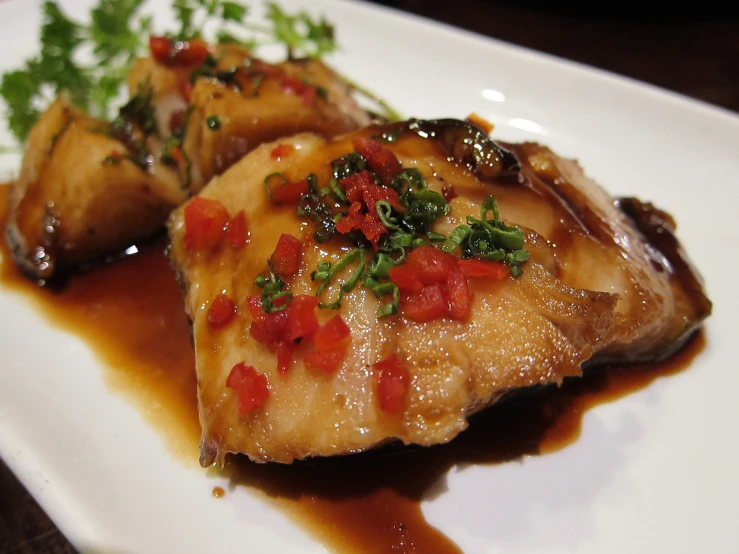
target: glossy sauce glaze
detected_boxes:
[0,186,704,553]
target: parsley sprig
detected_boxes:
[1,0,151,142]
[1,0,348,143]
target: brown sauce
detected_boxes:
[0,186,705,553]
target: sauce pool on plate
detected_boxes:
[0,185,705,553]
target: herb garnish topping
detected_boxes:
[2,0,399,144]
[254,265,292,313]
[257,135,531,317]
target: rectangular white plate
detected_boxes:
[1,1,738,552]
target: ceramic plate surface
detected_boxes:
[1,1,738,552]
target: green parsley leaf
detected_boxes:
[265,2,336,58]
[221,1,247,22]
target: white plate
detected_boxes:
[1,1,738,553]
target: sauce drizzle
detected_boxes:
[0,186,705,553]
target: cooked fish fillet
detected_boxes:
[7,44,370,280]
[166,119,711,464]
[128,45,371,191]
[5,98,184,280]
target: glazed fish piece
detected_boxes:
[128,43,371,191]
[7,41,370,281]
[5,97,184,281]
[166,119,711,465]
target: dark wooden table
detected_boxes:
[1,2,737,553]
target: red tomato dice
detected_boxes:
[207,293,236,330]
[226,363,269,415]
[226,210,249,249]
[406,246,457,285]
[374,355,410,414]
[313,315,351,353]
[403,283,449,322]
[270,234,303,276]
[285,295,320,342]
[184,197,229,250]
[445,267,472,321]
[387,264,423,293]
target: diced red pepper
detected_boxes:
[271,179,309,204]
[247,296,289,346]
[367,148,403,187]
[169,110,185,132]
[169,146,183,164]
[246,296,266,324]
[281,77,304,94]
[359,183,403,216]
[270,143,294,160]
[442,185,458,203]
[353,136,383,159]
[270,234,303,276]
[108,150,123,162]
[249,319,270,346]
[184,197,229,250]
[305,312,353,374]
[174,39,209,66]
[225,210,249,249]
[304,348,346,374]
[285,295,320,341]
[150,36,209,68]
[274,341,295,376]
[353,137,403,187]
[403,283,449,322]
[301,85,317,106]
[335,202,362,234]
[406,246,457,285]
[281,77,318,106]
[149,36,172,63]
[249,315,295,377]
[207,293,236,330]
[458,259,509,280]
[248,293,316,376]
[374,355,410,414]
[335,202,388,250]
[445,267,472,321]
[313,315,351,353]
[387,264,423,293]
[226,363,269,415]
[342,171,375,201]
[264,306,289,337]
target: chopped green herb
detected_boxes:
[2,0,402,144]
[255,266,292,313]
[440,225,471,253]
[372,282,399,317]
[400,189,449,233]
[391,168,425,192]
[265,2,337,59]
[206,115,222,130]
[460,194,529,276]
[263,172,288,199]
[102,154,122,165]
[331,151,367,181]
[298,194,336,243]
[313,249,365,309]
[115,82,157,136]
